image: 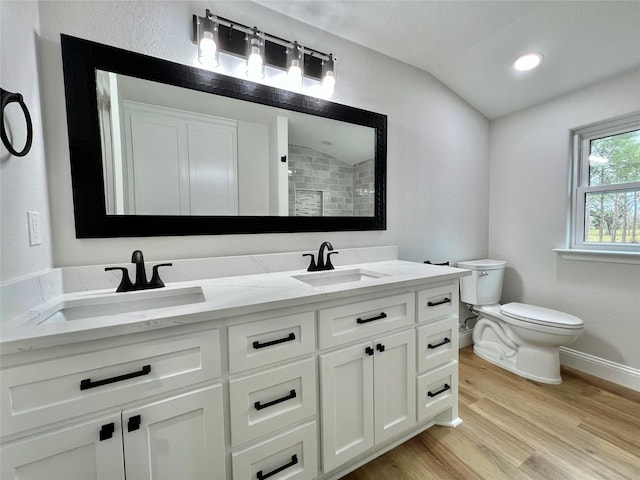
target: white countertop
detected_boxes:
[1,260,469,354]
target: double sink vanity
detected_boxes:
[0,248,468,479]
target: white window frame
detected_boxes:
[570,112,640,253]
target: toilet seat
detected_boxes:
[500,302,583,330]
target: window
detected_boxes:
[571,113,640,252]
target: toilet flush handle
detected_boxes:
[479,271,488,277]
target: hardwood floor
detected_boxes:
[342,346,640,480]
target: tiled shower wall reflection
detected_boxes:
[353,158,375,216]
[288,144,374,216]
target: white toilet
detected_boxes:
[457,259,584,384]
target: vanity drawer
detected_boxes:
[228,311,315,373]
[229,357,316,447]
[232,421,317,480]
[417,362,458,422]
[318,292,415,349]
[0,329,220,437]
[417,317,459,372]
[417,282,459,323]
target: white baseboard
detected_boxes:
[459,329,474,348]
[458,335,639,392]
[560,347,640,392]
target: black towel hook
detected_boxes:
[1,88,33,157]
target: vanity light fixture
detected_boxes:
[513,52,543,71]
[192,10,336,95]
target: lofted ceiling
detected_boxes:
[254,0,640,119]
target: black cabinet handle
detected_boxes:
[427,298,451,307]
[365,346,374,356]
[253,333,295,349]
[127,415,141,432]
[357,312,387,324]
[376,343,385,352]
[428,337,451,349]
[99,422,115,441]
[427,383,451,398]
[80,365,151,390]
[257,454,298,480]
[254,390,297,411]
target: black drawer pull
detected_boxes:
[365,346,374,356]
[99,422,115,441]
[254,389,297,411]
[356,312,387,324]
[253,333,295,349]
[428,337,451,349]
[80,365,151,390]
[427,383,451,398]
[427,297,451,307]
[127,415,141,432]
[257,454,298,480]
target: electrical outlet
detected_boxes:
[27,211,42,246]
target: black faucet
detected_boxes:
[105,250,173,292]
[304,241,339,271]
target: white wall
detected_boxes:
[0,1,53,282]
[237,121,270,215]
[489,68,640,371]
[27,0,489,270]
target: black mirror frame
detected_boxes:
[60,34,387,238]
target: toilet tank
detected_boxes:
[457,259,506,306]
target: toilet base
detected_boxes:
[472,344,562,384]
[472,317,563,384]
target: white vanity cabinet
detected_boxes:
[318,283,461,478]
[1,263,466,480]
[1,412,126,480]
[320,329,416,472]
[0,327,226,480]
[415,282,460,425]
[227,311,319,480]
[1,385,225,480]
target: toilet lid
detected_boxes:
[500,302,584,329]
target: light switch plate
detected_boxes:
[27,211,42,246]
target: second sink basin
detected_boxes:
[33,286,206,325]
[292,268,390,287]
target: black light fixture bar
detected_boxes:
[192,10,332,80]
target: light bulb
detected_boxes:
[288,60,303,87]
[321,54,335,96]
[286,42,304,88]
[247,51,264,79]
[323,71,335,90]
[198,32,219,66]
[246,33,265,79]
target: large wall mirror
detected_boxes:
[61,35,387,237]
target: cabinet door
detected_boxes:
[320,342,374,473]
[125,110,190,215]
[0,413,124,480]
[123,385,226,480]
[187,120,238,215]
[373,329,416,444]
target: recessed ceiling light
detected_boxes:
[513,52,543,71]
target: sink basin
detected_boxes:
[33,286,206,325]
[292,268,390,287]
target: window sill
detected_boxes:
[553,249,640,265]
